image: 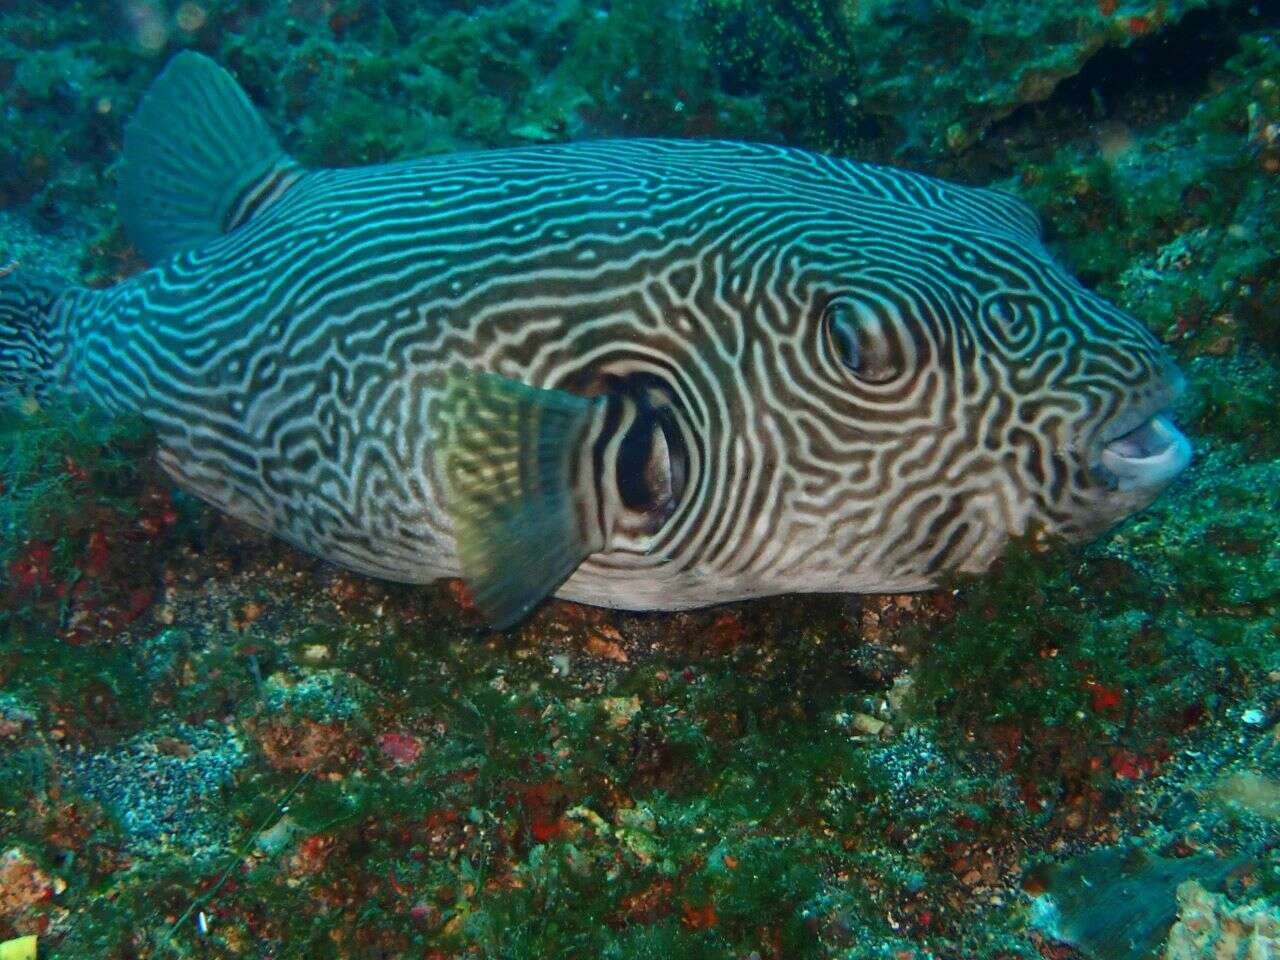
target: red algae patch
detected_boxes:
[251,717,360,775]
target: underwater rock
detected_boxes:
[62,722,247,851]
[0,0,765,237]
[843,0,1237,154]
[1164,881,1280,960]
[1027,845,1240,960]
[1213,770,1280,822]
[1013,25,1280,358]
[701,0,1239,156]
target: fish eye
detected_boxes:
[824,299,901,384]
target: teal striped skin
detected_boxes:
[3,60,1191,619]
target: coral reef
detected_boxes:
[697,0,1260,158]
[0,0,767,254]
[1,1,1278,958]
[1013,26,1280,353]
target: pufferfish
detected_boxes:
[0,53,1191,627]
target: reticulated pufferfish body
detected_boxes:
[0,53,1191,627]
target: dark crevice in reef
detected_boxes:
[962,0,1280,180]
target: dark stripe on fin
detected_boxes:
[223,163,303,234]
[438,371,607,629]
[118,51,297,264]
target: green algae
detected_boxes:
[695,0,863,152]
[0,397,159,628]
[699,0,1249,159]
[1186,350,1280,461]
[0,399,147,557]
[0,0,768,238]
[8,564,1027,956]
[1012,26,1280,351]
[5,0,1259,245]
[908,430,1280,805]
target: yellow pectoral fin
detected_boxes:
[438,369,606,628]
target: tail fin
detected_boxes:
[118,52,301,264]
[0,262,68,400]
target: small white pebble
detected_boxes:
[1241,708,1266,726]
[851,712,886,736]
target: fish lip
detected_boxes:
[1089,405,1192,492]
[1095,374,1184,447]
[1086,373,1191,492]
[1097,413,1192,491]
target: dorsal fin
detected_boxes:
[118,52,300,264]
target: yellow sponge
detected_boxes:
[0,936,37,960]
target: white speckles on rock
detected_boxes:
[1164,881,1280,960]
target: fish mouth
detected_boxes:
[1094,409,1192,492]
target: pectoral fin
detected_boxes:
[437,371,607,629]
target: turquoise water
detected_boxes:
[1,2,1278,957]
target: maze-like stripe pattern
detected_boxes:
[49,138,1178,609]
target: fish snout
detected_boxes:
[1090,360,1192,494]
[1096,413,1192,492]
